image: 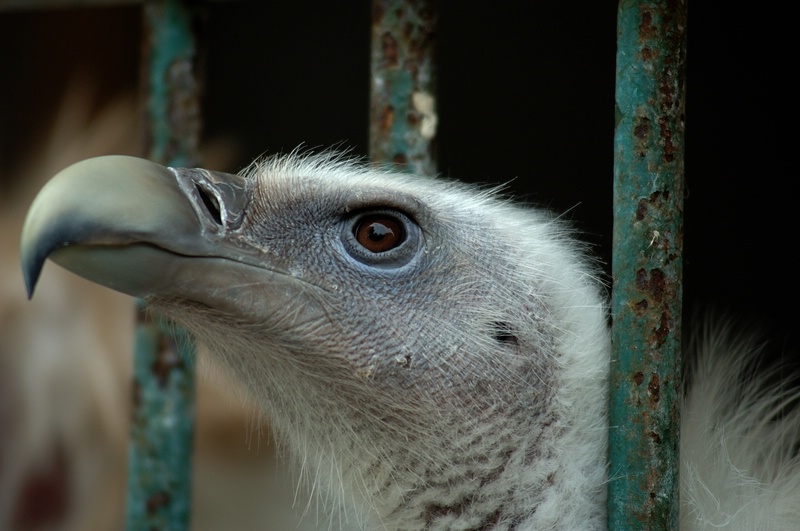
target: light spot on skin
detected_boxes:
[355,366,374,379]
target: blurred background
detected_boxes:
[0,1,796,530]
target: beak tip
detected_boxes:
[20,246,44,300]
[17,154,154,301]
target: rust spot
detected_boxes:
[636,199,648,220]
[648,373,661,404]
[633,372,645,385]
[633,115,651,159]
[634,117,650,139]
[152,336,183,388]
[649,430,662,445]
[636,268,666,302]
[381,32,398,66]
[638,9,657,41]
[147,491,171,516]
[633,268,677,347]
[653,310,672,347]
[659,74,676,112]
[660,115,676,163]
[636,268,649,290]
[380,104,395,133]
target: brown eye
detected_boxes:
[354,215,405,253]
[342,209,421,268]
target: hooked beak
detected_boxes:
[20,155,321,322]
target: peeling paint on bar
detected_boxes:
[126,1,205,530]
[370,0,437,175]
[608,0,687,528]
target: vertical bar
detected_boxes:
[370,0,437,175]
[127,1,205,529]
[609,0,686,528]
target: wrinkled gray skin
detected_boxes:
[21,154,610,530]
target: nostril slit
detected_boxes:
[195,183,222,225]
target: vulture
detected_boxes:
[20,153,800,530]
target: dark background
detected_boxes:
[1,2,796,354]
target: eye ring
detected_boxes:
[341,209,422,269]
[353,214,406,253]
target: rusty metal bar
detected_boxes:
[370,0,437,175]
[608,0,687,528]
[126,1,205,529]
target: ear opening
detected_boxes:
[491,321,519,346]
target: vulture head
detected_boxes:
[21,153,800,529]
[21,153,608,528]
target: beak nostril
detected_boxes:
[195,183,222,225]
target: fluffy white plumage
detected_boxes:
[680,321,800,529]
[21,152,800,530]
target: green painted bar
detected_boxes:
[608,0,687,528]
[126,1,205,529]
[127,310,195,530]
[370,0,437,175]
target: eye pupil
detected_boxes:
[355,215,405,253]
